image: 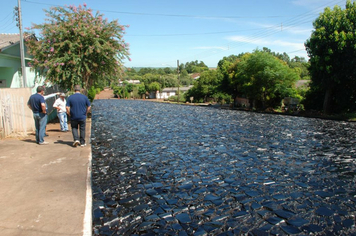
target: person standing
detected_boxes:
[27,86,48,145]
[53,93,69,132]
[66,85,91,147]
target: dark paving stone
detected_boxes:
[315,206,334,216]
[303,224,323,233]
[176,212,191,224]
[266,216,284,225]
[274,209,295,220]
[343,219,355,228]
[287,217,309,227]
[280,225,301,234]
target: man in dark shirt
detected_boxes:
[66,85,91,147]
[27,86,48,145]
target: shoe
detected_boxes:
[80,143,87,147]
[39,142,49,145]
[73,140,80,147]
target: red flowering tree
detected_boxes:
[26,3,130,90]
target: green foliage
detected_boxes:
[217,54,244,97]
[305,0,356,113]
[168,95,186,103]
[184,70,221,103]
[212,92,232,104]
[147,82,161,92]
[184,60,209,73]
[87,86,101,102]
[137,83,146,97]
[113,86,129,98]
[26,4,130,91]
[233,50,300,109]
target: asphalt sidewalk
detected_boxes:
[0,120,92,236]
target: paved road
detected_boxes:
[0,121,92,236]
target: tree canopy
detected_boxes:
[305,0,356,113]
[232,50,300,109]
[26,4,130,91]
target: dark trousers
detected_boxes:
[71,120,86,144]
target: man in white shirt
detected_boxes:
[53,93,69,132]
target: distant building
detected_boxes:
[190,73,200,80]
[118,79,140,86]
[154,85,193,99]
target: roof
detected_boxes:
[0,33,21,51]
[0,33,34,52]
[190,73,200,79]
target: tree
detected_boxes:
[137,83,146,98]
[184,70,222,103]
[147,82,161,93]
[305,0,356,113]
[217,54,243,98]
[184,60,209,73]
[233,50,299,109]
[26,4,130,91]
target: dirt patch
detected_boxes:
[95,88,115,100]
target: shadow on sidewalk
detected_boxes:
[21,139,37,143]
[55,140,74,147]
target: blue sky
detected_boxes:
[0,0,348,68]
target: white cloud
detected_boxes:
[226,35,304,50]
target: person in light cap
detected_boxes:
[53,92,69,132]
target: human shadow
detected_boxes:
[54,139,74,147]
[22,139,37,143]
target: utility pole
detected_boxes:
[15,0,27,87]
[177,60,180,103]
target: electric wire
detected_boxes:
[19,0,347,66]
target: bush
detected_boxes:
[168,95,186,103]
[88,86,100,102]
[212,92,232,104]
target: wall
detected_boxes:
[0,88,35,139]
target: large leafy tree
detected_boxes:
[233,50,299,109]
[26,4,130,90]
[184,70,222,103]
[305,0,356,113]
[217,54,244,98]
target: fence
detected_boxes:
[0,88,35,139]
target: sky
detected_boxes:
[0,0,348,68]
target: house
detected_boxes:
[0,33,44,91]
[154,85,193,99]
[190,73,200,80]
[0,33,54,138]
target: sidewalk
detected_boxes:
[0,120,92,236]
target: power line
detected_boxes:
[127,27,276,37]
[23,0,309,19]
[0,12,13,23]
[179,0,345,63]
[21,0,346,66]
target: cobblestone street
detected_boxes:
[91,100,356,235]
